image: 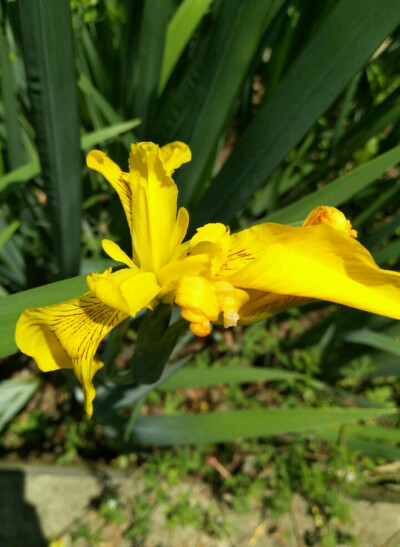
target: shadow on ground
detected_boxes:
[0,470,46,546]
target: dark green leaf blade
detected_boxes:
[193,0,400,227]
[18,0,81,279]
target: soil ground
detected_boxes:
[1,462,400,547]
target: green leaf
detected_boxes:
[133,0,171,138]
[131,407,393,446]
[193,0,400,226]
[261,145,400,224]
[0,275,87,358]
[373,239,400,266]
[0,160,40,193]
[0,5,22,168]
[130,305,187,384]
[160,366,303,391]
[80,119,141,150]
[19,0,81,279]
[94,357,190,415]
[342,329,400,358]
[0,377,41,432]
[176,0,284,205]
[0,220,20,251]
[159,0,213,93]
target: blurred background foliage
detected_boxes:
[1,0,400,542]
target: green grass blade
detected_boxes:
[0,377,41,432]
[192,0,400,226]
[81,119,141,150]
[0,220,20,251]
[0,6,22,168]
[342,329,400,358]
[0,275,87,358]
[0,160,40,193]
[18,0,81,279]
[373,239,400,266]
[159,0,213,93]
[261,145,400,224]
[131,407,393,446]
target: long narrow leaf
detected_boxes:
[175,0,284,205]
[0,275,87,358]
[192,0,400,226]
[0,377,41,432]
[160,366,303,391]
[159,0,213,93]
[19,0,81,279]
[262,145,400,224]
[131,407,393,446]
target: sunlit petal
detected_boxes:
[102,239,138,271]
[86,151,132,226]
[15,293,128,417]
[87,268,160,316]
[129,142,188,273]
[160,141,191,175]
[222,222,400,320]
[237,290,313,325]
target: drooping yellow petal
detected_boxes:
[87,268,160,316]
[221,222,400,320]
[15,293,128,417]
[129,142,189,273]
[159,141,191,175]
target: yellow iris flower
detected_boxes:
[15,141,400,417]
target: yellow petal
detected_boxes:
[237,290,313,325]
[186,223,231,276]
[160,141,191,175]
[87,268,160,316]
[87,151,132,226]
[221,222,400,320]
[15,293,128,417]
[129,142,189,273]
[102,239,138,270]
[214,281,249,327]
[175,275,220,336]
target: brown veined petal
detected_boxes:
[86,151,140,265]
[15,292,128,417]
[221,222,400,320]
[237,290,313,325]
[86,150,132,225]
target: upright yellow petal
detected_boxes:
[15,293,128,417]
[221,222,400,320]
[86,151,132,227]
[129,142,189,273]
[160,141,191,175]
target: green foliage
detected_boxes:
[1,8,400,538]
